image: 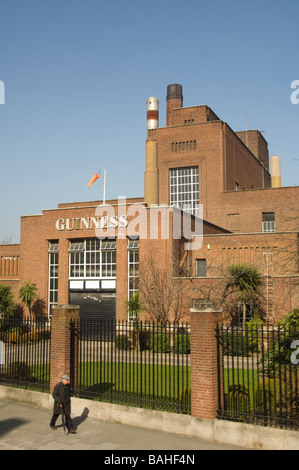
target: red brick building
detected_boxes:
[1,84,298,323]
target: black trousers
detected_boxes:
[50,413,74,431]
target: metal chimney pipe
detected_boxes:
[270,155,281,188]
[146,97,159,136]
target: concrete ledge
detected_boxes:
[0,385,298,450]
[0,385,52,410]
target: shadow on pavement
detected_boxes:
[0,419,28,438]
[72,407,89,430]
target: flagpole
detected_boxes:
[103,169,106,205]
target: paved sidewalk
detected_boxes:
[0,399,248,451]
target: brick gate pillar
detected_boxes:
[50,305,80,394]
[190,304,223,420]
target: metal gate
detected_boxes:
[69,291,116,321]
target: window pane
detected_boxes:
[170,167,199,216]
[196,259,206,277]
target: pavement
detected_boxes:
[0,399,249,452]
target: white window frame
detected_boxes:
[170,166,199,216]
[262,213,275,233]
[48,242,59,317]
[69,238,116,279]
[127,239,139,321]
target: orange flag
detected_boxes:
[87,172,100,188]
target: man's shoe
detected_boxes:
[69,429,77,434]
[50,426,57,430]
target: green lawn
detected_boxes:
[78,361,190,398]
[223,368,259,394]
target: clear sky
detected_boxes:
[0,0,298,243]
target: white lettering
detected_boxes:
[56,218,65,231]
[182,204,203,250]
[126,204,147,239]
[291,340,299,365]
[54,199,202,250]
[56,215,127,232]
[290,80,299,105]
[89,217,100,230]
[119,214,128,228]
[0,81,4,104]
[117,196,128,239]
[149,205,171,240]
[104,455,139,467]
[80,217,89,230]
[0,341,5,365]
[95,204,118,239]
[148,454,195,465]
[66,218,75,231]
[100,216,108,229]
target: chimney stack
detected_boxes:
[146,97,159,136]
[145,96,159,206]
[270,155,281,188]
[166,84,183,126]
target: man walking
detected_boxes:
[50,374,76,434]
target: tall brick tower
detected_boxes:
[166,84,183,126]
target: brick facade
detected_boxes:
[187,231,299,324]
[0,84,298,322]
[0,244,20,302]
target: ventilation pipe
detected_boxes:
[270,155,281,188]
[144,97,159,206]
[146,97,159,136]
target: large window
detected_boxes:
[69,239,116,278]
[128,239,139,303]
[170,167,199,216]
[69,241,84,277]
[48,242,59,316]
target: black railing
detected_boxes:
[216,324,299,430]
[71,319,191,414]
[0,318,51,392]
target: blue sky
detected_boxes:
[0,0,298,243]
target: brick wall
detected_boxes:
[188,231,299,323]
[167,105,220,126]
[148,116,273,230]
[222,186,299,233]
[190,306,223,419]
[0,245,20,278]
[224,124,271,191]
[236,129,269,169]
[49,305,80,393]
[0,244,21,301]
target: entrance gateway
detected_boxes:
[68,238,117,321]
[69,288,116,321]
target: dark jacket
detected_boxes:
[52,381,71,416]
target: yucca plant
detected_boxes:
[223,264,264,330]
[19,280,38,318]
[125,292,142,322]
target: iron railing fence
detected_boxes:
[70,319,191,414]
[0,318,51,392]
[216,324,299,430]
